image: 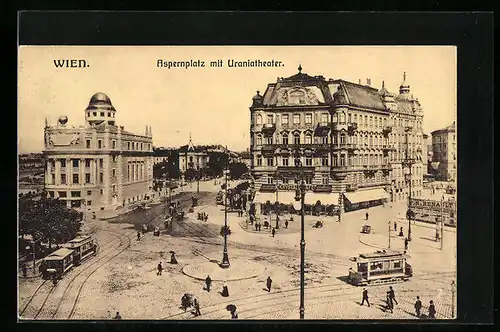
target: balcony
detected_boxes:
[262,123,276,135]
[316,122,330,129]
[348,123,358,132]
[332,123,348,132]
[332,143,356,151]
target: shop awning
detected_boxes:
[304,193,340,205]
[253,192,276,204]
[343,188,389,204]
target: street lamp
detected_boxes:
[293,151,306,320]
[275,179,280,230]
[220,168,230,268]
[451,280,456,318]
[403,126,414,242]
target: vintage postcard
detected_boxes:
[18,46,457,320]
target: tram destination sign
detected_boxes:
[409,198,456,213]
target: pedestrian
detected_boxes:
[365,212,369,220]
[361,288,370,307]
[205,275,212,292]
[404,238,409,250]
[231,308,238,319]
[285,220,289,229]
[414,296,422,318]
[113,311,122,319]
[428,300,436,319]
[170,252,178,264]
[266,276,273,292]
[385,291,393,313]
[399,227,404,237]
[137,231,141,241]
[388,286,398,305]
[271,228,276,237]
[394,221,397,232]
[193,298,201,316]
[255,223,258,231]
[221,280,229,297]
[157,262,163,276]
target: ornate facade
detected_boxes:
[43,93,154,211]
[249,67,426,213]
[431,121,456,181]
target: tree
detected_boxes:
[229,162,249,179]
[19,193,83,248]
[207,152,229,177]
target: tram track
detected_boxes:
[161,270,454,320]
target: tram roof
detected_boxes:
[67,235,92,244]
[44,248,74,260]
[358,250,406,260]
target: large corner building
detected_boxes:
[249,67,426,213]
[43,93,154,211]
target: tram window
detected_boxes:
[358,263,367,272]
[370,262,382,270]
[393,260,402,269]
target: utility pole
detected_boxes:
[275,185,279,229]
[403,126,414,241]
[451,280,456,318]
[294,147,306,320]
[220,162,230,268]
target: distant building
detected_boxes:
[43,92,154,211]
[19,153,45,170]
[239,149,252,168]
[153,147,176,165]
[431,121,456,181]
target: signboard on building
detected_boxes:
[409,198,456,214]
[261,184,332,192]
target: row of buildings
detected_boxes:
[248,66,455,213]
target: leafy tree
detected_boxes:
[19,193,83,248]
[184,168,198,181]
[207,152,229,177]
[229,162,249,179]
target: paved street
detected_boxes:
[18,180,456,320]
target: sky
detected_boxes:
[18,46,456,153]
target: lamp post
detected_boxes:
[388,220,391,249]
[275,184,280,229]
[451,280,456,318]
[220,168,230,268]
[403,127,414,242]
[293,149,306,320]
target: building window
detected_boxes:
[322,175,329,185]
[100,159,104,168]
[267,157,274,166]
[93,112,97,116]
[58,191,67,198]
[61,174,66,184]
[321,113,328,124]
[51,174,55,184]
[364,116,368,127]
[256,136,262,146]
[282,135,289,145]
[266,136,273,145]
[305,134,312,144]
[340,134,346,144]
[85,173,91,183]
[354,114,358,124]
[348,114,352,123]
[112,140,116,149]
[267,177,274,184]
[73,174,79,184]
[322,136,328,144]
[71,191,81,197]
[112,155,117,162]
[340,155,346,166]
[112,169,116,177]
[72,159,79,168]
[305,114,312,124]
[267,114,274,124]
[86,140,91,148]
[305,156,312,166]
[98,140,102,149]
[99,173,103,183]
[60,159,66,168]
[127,142,130,150]
[293,114,300,125]
[257,156,262,166]
[322,155,329,166]
[100,189,103,195]
[339,112,346,123]
[282,157,289,166]
[256,114,262,125]
[87,190,92,196]
[305,176,312,185]
[85,159,91,167]
[282,115,289,125]
[294,134,300,145]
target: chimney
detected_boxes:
[366,78,371,86]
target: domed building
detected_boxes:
[43,92,154,212]
[249,67,426,216]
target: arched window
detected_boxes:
[256,135,262,146]
[305,134,312,144]
[332,113,338,123]
[348,113,352,123]
[294,133,301,145]
[256,114,262,125]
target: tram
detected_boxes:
[63,235,97,266]
[41,247,74,280]
[347,250,413,286]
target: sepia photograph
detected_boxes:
[18,46,457,321]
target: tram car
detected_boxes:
[347,250,413,286]
[40,235,98,280]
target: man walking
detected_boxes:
[428,300,436,319]
[137,231,141,241]
[205,275,212,292]
[365,211,369,221]
[404,238,409,251]
[157,262,163,276]
[193,298,201,317]
[271,228,276,238]
[394,221,397,232]
[414,296,422,318]
[284,220,289,229]
[385,291,393,313]
[361,288,370,307]
[388,286,398,305]
[266,276,273,292]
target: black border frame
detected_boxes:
[12,10,494,331]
